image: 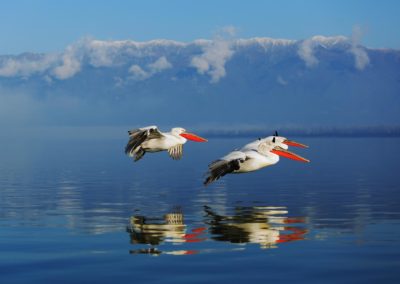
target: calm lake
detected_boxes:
[1,135,399,283]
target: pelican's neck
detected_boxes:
[177,135,187,144]
[259,151,279,165]
[269,153,280,164]
[170,130,187,144]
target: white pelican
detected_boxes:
[204,136,309,185]
[125,125,207,161]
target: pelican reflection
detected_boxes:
[127,207,205,255]
[127,205,307,255]
[204,205,307,249]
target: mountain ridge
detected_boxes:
[0,36,399,128]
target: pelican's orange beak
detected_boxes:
[283,139,308,148]
[180,132,208,142]
[271,146,310,163]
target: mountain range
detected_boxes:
[0,36,399,131]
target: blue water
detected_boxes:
[1,135,399,283]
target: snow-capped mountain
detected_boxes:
[0,36,399,129]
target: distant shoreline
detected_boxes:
[2,126,400,139]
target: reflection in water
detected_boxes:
[204,205,307,249]
[127,205,307,255]
[127,207,206,255]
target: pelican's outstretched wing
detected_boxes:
[168,144,183,160]
[204,151,246,186]
[125,126,164,159]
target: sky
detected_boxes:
[1,0,400,54]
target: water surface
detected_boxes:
[1,136,399,283]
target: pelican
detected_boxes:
[204,136,309,185]
[125,125,207,161]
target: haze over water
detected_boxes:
[1,135,399,283]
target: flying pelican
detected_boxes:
[204,136,309,185]
[125,125,207,161]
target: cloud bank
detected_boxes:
[0,32,374,82]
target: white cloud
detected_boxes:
[191,56,209,74]
[0,38,126,80]
[191,28,235,83]
[85,39,135,67]
[349,26,370,70]
[127,56,173,81]
[0,54,57,77]
[148,56,172,72]
[84,39,183,68]
[298,39,319,67]
[0,42,86,80]
[128,64,150,80]
[86,40,117,67]
[52,41,84,80]
[297,31,369,71]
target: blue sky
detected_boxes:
[1,0,399,54]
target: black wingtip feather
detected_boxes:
[203,159,242,186]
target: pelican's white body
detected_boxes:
[142,133,186,152]
[140,127,187,152]
[234,150,279,173]
[220,141,285,173]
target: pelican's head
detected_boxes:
[258,137,310,163]
[171,127,187,135]
[270,141,310,163]
[262,132,308,149]
[171,127,208,142]
[275,131,308,148]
